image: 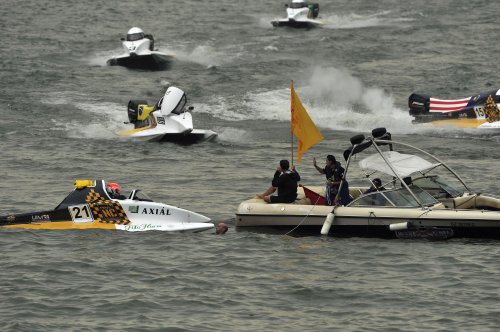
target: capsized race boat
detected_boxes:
[236,128,500,239]
[409,89,500,129]
[118,86,218,143]
[271,0,323,28]
[0,180,214,232]
[107,27,174,70]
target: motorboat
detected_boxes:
[118,86,218,143]
[0,180,214,232]
[271,0,323,28]
[107,27,173,70]
[409,89,500,129]
[236,128,500,239]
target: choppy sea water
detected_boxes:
[1,0,500,330]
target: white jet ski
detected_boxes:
[271,0,323,28]
[107,27,173,70]
[119,86,218,144]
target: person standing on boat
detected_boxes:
[257,159,301,203]
[313,155,351,206]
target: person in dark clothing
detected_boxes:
[257,159,301,203]
[313,155,351,206]
[107,183,127,200]
[364,178,386,194]
[215,222,228,235]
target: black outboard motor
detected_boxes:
[127,100,148,123]
[408,93,430,116]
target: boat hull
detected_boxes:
[120,128,217,144]
[1,180,214,233]
[236,188,500,239]
[107,53,173,70]
[271,18,322,28]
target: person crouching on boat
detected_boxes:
[257,159,301,203]
[313,155,351,206]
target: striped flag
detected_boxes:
[429,97,471,113]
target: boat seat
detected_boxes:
[453,195,477,209]
[349,187,366,200]
[453,194,500,210]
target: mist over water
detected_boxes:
[1,0,500,331]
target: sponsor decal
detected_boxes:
[411,101,424,107]
[7,215,15,222]
[129,206,139,213]
[31,214,51,223]
[124,223,162,231]
[141,207,171,215]
[157,116,165,125]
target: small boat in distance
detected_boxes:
[271,0,323,28]
[409,89,500,129]
[236,128,500,239]
[118,86,218,144]
[107,27,174,70]
[0,180,214,232]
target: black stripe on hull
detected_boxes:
[108,55,172,70]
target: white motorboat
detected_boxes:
[236,128,500,239]
[118,86,218,143]
[0,180,214,232]
[107,27,173,70]
[271,0,323,28]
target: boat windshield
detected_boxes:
[127,32,144,41]
[412,175,464,198]
[289,2,307,8]
[171,94,187,115]
[131,190,153,202]
[350,186,438,207]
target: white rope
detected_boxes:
[284,191,323,236]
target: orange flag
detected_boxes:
[291,81,324,163]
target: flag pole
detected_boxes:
[290,80,294,165]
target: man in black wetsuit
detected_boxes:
[257,159,301,203]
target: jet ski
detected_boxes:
[107,27,173,70]
[409,89,500,129]
[118,86,218,143]
[0,180,214,232]
[271,0,323,28]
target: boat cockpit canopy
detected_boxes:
[359,151,440,178]
[129,190,153,202]
[289,1,308,8]
[127,32,145,41]
[172,94,187,115]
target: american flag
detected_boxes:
[429,97,471,113]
